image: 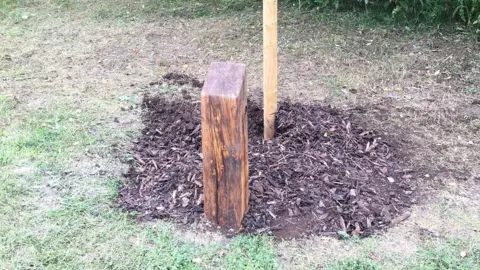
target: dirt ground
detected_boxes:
[1,2,479,269]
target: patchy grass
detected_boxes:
[408,238,480,270]
[222,236,279,269]
[0,0,37,22]
[325,257,382,270]
[0,106,95,166]
[0,104,279,269]
[0,95,17,117]
[0,0,18,19]
[43,0,261,22]
[0,23,279,265]
[322,237,480,270]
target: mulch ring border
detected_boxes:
[118,76,418,239]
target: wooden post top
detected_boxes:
[202,62,246,98]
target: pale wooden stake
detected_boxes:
[263,0,278,140]
[201,62,249,231]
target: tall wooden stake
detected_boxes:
[201,62,249,231]
[263,0,278,140]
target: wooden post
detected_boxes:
[263,0,278,140]
[201,62,249,231]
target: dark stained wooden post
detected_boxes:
[201,62,249,231]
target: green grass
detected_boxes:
[0,0,470,37]
[0,95,16,116]
[0,106,95,166]
[0,102,279,269]
[409,238,480,270]
[1,186,279,269]
[325,257,382,270]
[0,0,17,18]
[0,0,37,22]
[323,237,480,270]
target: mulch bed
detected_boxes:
[119,78,417,238]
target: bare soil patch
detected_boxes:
[150,72,204,89]
[119,76,417,238]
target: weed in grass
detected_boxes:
[321,76,345,98]
[118,93,139,108]
[333,86,342,97]
[105,178,122,200]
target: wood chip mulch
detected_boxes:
[119,86,417,238]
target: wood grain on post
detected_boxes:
[201,62,249,231]
[263,0,278,140]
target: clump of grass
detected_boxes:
[0,0,38,22]
[0,95,17,116]
[325,257,383,270]
[223,236,279,269]
[0,0,17,18]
